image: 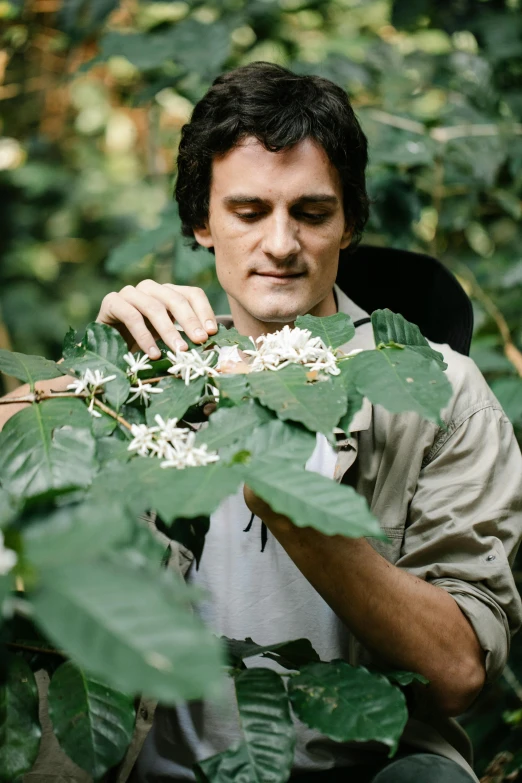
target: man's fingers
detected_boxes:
[136,281,217,343]
[119,287,188,353]
[97,292,182,358]
[164,284,218,339]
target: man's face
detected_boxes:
[193,136,352,335]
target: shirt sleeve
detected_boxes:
[396,401,522,682]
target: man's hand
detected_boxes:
[97,281,218,358]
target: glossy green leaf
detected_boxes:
[234,668,295,783]
[215,374,250,405]
[244,418,317,467]
[294,312,355,349]
[62,322,130,409]
[288,661,408,755]
[372,669,429,687]
[195,743,252,783]
[224,637,320,670]
[196,401,272,451]
[22,498,133,568]
[245,459,384,539]
[31,560,225,704]
[348,346,452,425]
[248,366,347,435]
[371,309,446,368]
[0,656,41,781]
[0,398,96,499]
[48,661,135,779]
[0,349,63,387]
[209,325,253,352]
[145,376,205,427]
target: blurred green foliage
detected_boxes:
[1,0,522,777]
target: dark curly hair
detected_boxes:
[175,61,369,252]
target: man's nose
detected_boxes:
[260,213,301,260]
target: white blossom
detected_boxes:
[243,325,341,376]
[0,532,17,576]
[127,423,159,457]
[126,416,219,469]
[126,378,164,405]
[123,351,153,376]
[166,348,219,385]
[67,368,116,417]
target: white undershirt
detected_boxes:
[133,434,366,781]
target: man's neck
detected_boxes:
[228,288,338,339]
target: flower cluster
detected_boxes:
[166,348,219,385]
[122,351,164,406]
[67,368,116,417]
[127,415,219,469]
[243,325,341,375]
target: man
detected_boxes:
[2,63,521,783]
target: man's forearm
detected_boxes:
[261,509,486,716]
[0,374,74,430]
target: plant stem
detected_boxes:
[457,263,522,377]
[92,397,133,429]
[6,641,66,658]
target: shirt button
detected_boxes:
[486,554,496,561]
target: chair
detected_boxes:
[336,245,474,357]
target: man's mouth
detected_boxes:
[256,271,305,279]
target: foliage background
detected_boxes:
[1,0,521,777]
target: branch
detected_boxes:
[364,109,522,142]
[6,641,66,658]
[0,389,134,430]
[92,397,133,430]
[457,264,522,378]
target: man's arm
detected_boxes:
[244,487,486,717]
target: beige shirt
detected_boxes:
[26,285,522,783]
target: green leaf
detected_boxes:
[48,661,135,780]
[94,459,245,524]
[31,560,224,704]
[197,401,272,451]
[58,0,118,39]
[195,743,252,783]
[371,669,429,687]
[0,656,41,781]
[294,313,355,349]
[244,419,317,467]
[224,637,320,671]
[348,347,452,425]
[96,436,130,467]
[210,325,253,352]
[336,373,364,436]
[215,374,250,405]
[248,366,347,435]
[371,310,446,368]
[146,376,205,427]
[62,322,130,409]
[245,459,384,539]
[288,661,408,756]
[22,498,133,568]
[490,377,522,425]
[0,349,63,387]
[0,489,17,530]
[234,668,295,783]
[105,204,181,274]
[0,399,96,500]
[91,409,118,438]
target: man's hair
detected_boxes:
[175,62,369,252]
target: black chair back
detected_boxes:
[336,245,473,356]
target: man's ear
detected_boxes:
[340,221,353,250]
[193,222,214,249]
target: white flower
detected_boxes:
[126,416,219,468]
[126,379,164,405]
[67,368,116,417]
[127,423,159,457]
[243,325,340,376]
[166,348,219,386]
[67,368,117,395]
[0,532,17,576]
[123,351,153,376]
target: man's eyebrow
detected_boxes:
[223,193,339,206]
